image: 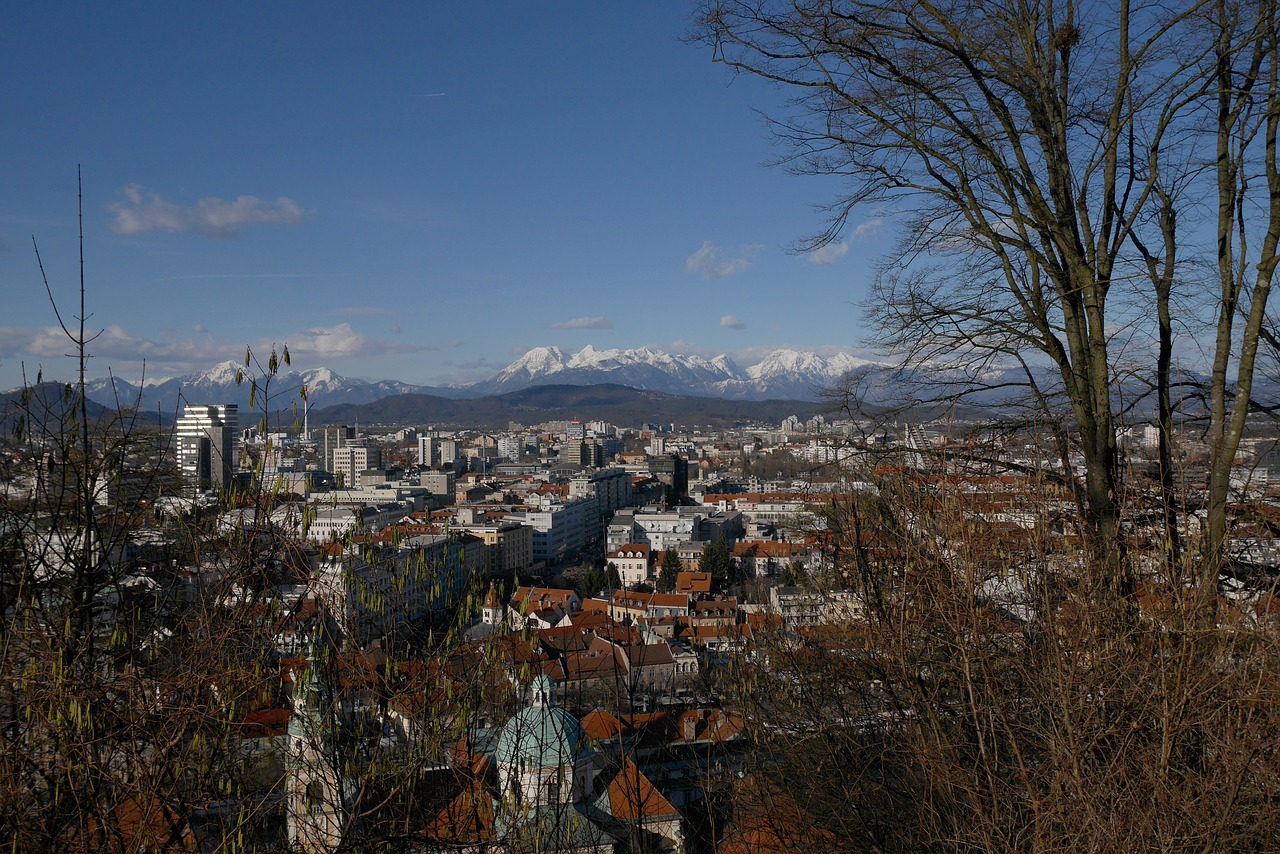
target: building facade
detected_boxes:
[175,404,238,494]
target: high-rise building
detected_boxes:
[438,439,459,468]
[417,435,439,468]
[562,439,605,469]
[648,453,690,506]
[175,404,238,493]
[320,425,356,473]
[331,444,381,488]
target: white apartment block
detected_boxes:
[417,435,439,467]
[569,466,634,519]
[417,470,455,498]
[449,522,535,576]
[304,502,407,543]
[331,444,381,488]
[311,485,429,513]
[507,496,596,563]
[438,439,459,466]
[607,507,744,554]
[496,435,524,461]
[706,495,816,529]
[315,534,484,645]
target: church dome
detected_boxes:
[495,704,584,768]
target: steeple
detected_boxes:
[482,581,504,626]
[287,648,346,852]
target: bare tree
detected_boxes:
[1200,0,1280,596]
[1,181,484,852]
[694,0,1280,605]
[719,465,1280,852]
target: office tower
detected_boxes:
[648,453,689,506]
[321,425,356,473]
[562,439,605,468]
[175,404,238,493]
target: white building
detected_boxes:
[607,506,744,555]
[330,444,381,488]
[175,404,238,493]
[303,503,407,543]
[606,543,651,587]
[507,496,597,563]
[438,438,459,467]
[315,534,483,645]
[569,466,634,518]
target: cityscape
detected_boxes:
[7,1,1280,852]
[6,349,1280,850]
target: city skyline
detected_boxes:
[0,2,888,392]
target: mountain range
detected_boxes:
[65,345,882,416]
[468,345,877,399]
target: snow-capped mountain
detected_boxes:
[472,345,881,400]
[73,345,886,417]
[730,349,877,398]
[471,344,744,396]
[83,362,460,417]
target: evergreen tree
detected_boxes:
[657,548,682,593]
[582,567,604,598]
[699,534,733,587]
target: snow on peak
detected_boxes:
[747,349,853,380]
[498,346,568,380]
[710,354,742,376]
[191,360,244,385]
[301,366,356,392]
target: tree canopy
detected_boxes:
[657,547,682,593]
[699,534,735,587]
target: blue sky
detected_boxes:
[0,2,888,390]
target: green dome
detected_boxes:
[495,705,585,768]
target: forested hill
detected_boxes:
[311,383,836,430]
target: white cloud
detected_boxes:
[549,316,613,330]
[0,321,445,381]
[720,315,746,330]
[685,240,762,280]
[108,185,312,238]
[0,324,232,375]
[809,240,849,265]
[854,218,884,239]
[294,323,365,358]
[289,323,445,359]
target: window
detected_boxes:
[305,780,325,815]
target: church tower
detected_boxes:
[286,654,347,852]
[481,581,504,627]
